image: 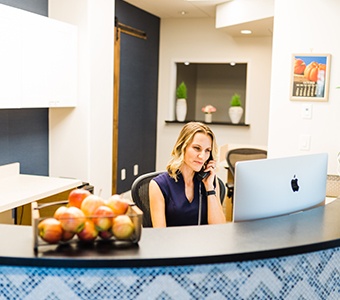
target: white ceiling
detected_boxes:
[124,0,229,19]
[123,0,273,37]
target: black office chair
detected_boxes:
[225,148,267,200]
[131,171,226,227]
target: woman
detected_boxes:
[149,122,226,227]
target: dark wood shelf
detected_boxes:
[165,120,250,127]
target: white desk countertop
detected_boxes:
[0,163,82,213]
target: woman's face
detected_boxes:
[183,132,212,172]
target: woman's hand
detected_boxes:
[202,161,226,224]
[202,159,217,190]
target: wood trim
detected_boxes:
[112,22,147,193]
[116,21,147,40]
[112,27,121,194]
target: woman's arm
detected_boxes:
[149,179,167,227]
[203,161,226,224]
[206,182,226,224]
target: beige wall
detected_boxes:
[47,0,274,195]
[47,3,273,194]
[156,18,272,169]
[47,0,340,195]
[49,0,115,198]
[268,0,340,174]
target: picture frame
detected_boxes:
[290,53,331,101]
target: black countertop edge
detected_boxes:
[165,120,249,126]
[3,239,339,269]
[1,200,339,269]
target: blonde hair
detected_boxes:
[166,122,218,180]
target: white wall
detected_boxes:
[48,0,115,198]
[268,0,340,174]
[46,0,340,195]
[216,0,274,28]
[156,18,272,169]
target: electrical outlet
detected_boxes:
[299,135,311,151]
[302,104,312,119]
[121,169,126,180]
[134,164,138,176]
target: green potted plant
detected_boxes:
[176,81,187,122]
[229,93,243,124]
[176,81,187,99]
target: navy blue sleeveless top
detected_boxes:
[153,172,208,226]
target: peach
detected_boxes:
[58,206,86,233]
[92,205,114,231]
[80,195,105,216]
[112,215,135,239]
[68,189,92,208]
[38,218,63,244]
[77,220,98,242]
[105,194,129,216]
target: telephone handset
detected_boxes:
[197,153,213,225]
[197,153,213,181]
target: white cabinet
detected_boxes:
[0,4,77,108]
[0,5,22,108]
[43,20,77,107]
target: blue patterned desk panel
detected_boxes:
[1,246,339,300]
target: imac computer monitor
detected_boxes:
[232,153,328,222]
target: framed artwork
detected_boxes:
[290,53,331,101]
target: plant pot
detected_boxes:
[229,106,243,124]
[204,113,212,123]
[176,98,187,122]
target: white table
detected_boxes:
[0,163,82,214]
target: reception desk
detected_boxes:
[0,199,340,298]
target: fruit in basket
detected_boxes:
[105,194,129,215]
[112,215,135,239]
[92,205,114,231]
[68,188,92,208]
[38,218,63,244]
[80,194,105,216]
[53,205,68,219]
[58,206,86,233]
[61,229,75,242]
[77,220,98,242]
[98,229,113,240]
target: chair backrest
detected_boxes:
[131,171,163,227]
[131,171,226,227]
[226,148,267,177]
[217,177,226,204]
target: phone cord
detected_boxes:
[198,181,202,225]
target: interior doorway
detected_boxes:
[113,12,159,194]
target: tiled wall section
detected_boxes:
[1,247,339,299]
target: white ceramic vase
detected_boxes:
[204,113,212,123]
[176,98,187,122]
[229,106,243,124]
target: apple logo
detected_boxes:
[291,175,299,192]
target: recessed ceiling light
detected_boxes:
[230,62,236,66]
[241,29,252,35]
[179,11,188,15]
[184,62,190,65]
